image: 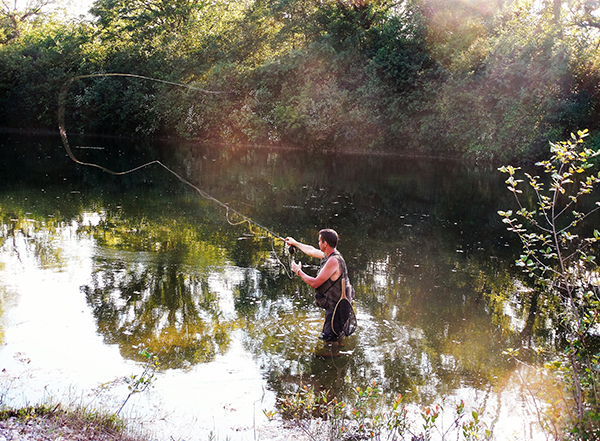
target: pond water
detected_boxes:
[0,132,565,440]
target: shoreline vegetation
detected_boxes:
[0,385,496,441]
[1,1,600,165]
[0,404,146,441]
[0,373,556,441]
[1,126,468,165]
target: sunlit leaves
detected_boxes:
[499,130,600,434]
[498,165,524,194]
[0,0,55,44]
[499,130,599,284]
[2,0,599,153]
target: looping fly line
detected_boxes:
[58,73,294,276]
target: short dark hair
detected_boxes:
[319,229,338,248]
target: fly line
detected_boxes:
[58,73,295,276]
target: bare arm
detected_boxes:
[291,255,339,289]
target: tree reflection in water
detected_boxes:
[82,252,234,368]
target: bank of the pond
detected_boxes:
[0,406,146,441]
[0,404,307,441]
[0,126,495,166]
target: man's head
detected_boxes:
[319,229,338,249]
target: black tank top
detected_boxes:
[314,251,348,310]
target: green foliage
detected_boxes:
[90,0,244,51]
[498,130,600,286]
[0,403,143,440]
[0,18,91,129]
[116,348,160,416]
[277,382,409,440]
[0,0,55,44]
[275,382,494,440]
[499,130,600,438]
[2,0,600,158]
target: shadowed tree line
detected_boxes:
[1,0,600,162]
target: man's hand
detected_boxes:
[285,236,324,259]
[285,237,299,247]
[291,261,301,275]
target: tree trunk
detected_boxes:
[553,0,561,23]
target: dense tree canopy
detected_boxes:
[1,0,599,162]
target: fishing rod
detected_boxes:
[58,73,297,261]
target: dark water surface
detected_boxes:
[0,132,559,440]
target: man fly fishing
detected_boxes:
[285,229,355,342]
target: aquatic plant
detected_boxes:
[273,382,490,441]
[116,348,160,416]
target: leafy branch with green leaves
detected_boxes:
[499,129,600,438]
[116,348,161,416]
[273,382,490,441]
[499,130,600,289]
